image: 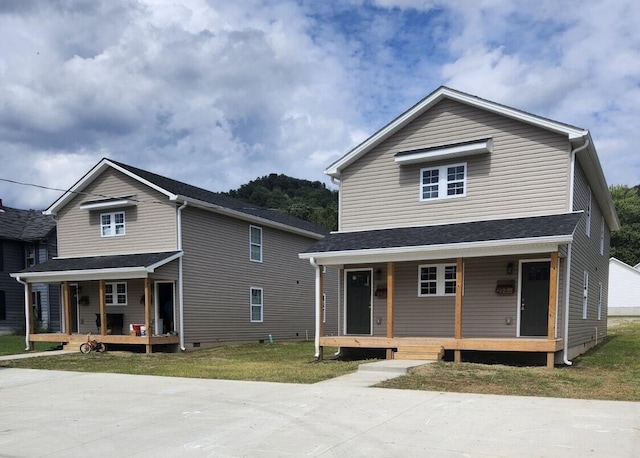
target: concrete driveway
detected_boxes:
[0,368,638,457]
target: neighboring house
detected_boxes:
[301,86,619,367]
[11,159,336,352]
[0,200,58,334]
[608,257,640,316]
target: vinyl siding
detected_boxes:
[0,241,26,331]
[56,168,177,257]
[339,99,570,231]
[567,162,610,348]
[180,206,328,346]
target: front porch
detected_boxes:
[30,332,180,353]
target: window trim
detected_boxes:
[599,216,605,255]
[105,282,128,306]
[249,225,263,262]
[582,271,589,319]
[586,189,592,237]
[100,211,126,238]
[250,287,263,323]
[418,263,457,297]
[597,282,603,321]
[420,162,467,202]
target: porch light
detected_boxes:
[506,262,514,275]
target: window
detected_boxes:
[420,163,467,201]
[585,189,592,237]
[101,211,125,237]
[598,282,603,321]
[600,217,605,255]
[322,293,326,323]
[419,264,457,296]
[0,290,5,321]
[250,287,263,322]
[582,271,589,319]
[105,282,127,306]
[249,226,262,262]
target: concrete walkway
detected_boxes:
[1,367,638,457]
[0,349,74,361]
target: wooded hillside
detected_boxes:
[610,184,640,266]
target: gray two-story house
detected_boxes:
[1,202,58,334]
[301,86,618,367]
[12,159,337,352]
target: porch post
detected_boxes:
[99,280,106,336]
[25,282,34,350]
[547,251,559,368]
[144,277,152,354]
[454,257,464,363]
[63,281,71,336]
[386,262,395,360]
[317,265,324,361]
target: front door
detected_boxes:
[519,261,550,336]
[346,270,372,334]
[69,284,79,333]
[156,282,175,334]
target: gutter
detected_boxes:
[309,257,321,358]
[15,276,30,350]
[177,201,188,351]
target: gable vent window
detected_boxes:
[420,163,467,201]
[101,211,125,237]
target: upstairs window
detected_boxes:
[105,282,127,306]
[249,226,262,262]
[420,163,467,201]
[101,211,125,237]
[585,189,592,237]
[600,217,605,255]
[419,264,457,297]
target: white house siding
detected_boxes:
[339,99,570,232]
[181,206,327,347]
[608,258,640,315]
[56,168,177,258]
[567,162,610,351]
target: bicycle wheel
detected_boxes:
[97,343,106,353]
[79,342,91,354]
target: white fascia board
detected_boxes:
[325,86,588,178]
[10,267,149,283]
[395,138,492,165]
[146,252,183,272]
[299,235,572,266]
[178,196,325,240]
[80,198,138,210]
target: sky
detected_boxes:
[1,0,639,210]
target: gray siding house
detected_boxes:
[0,202,58,333]
[301,87,618,367]
[11,159,335,352]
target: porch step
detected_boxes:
[394,346,444,361]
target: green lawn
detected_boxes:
[0,335,60,356]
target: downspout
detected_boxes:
[15,276,30,350]
[177,201,188,351]
[309,257,321,358]
[563,137,590,365]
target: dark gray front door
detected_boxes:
[346,270,372,334]
[69,285,79,333]
[520,261,550,336]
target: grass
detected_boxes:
[379,322,640,401]
[0,335,60,356]
[0,340,365,384]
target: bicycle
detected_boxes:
[79,333,106,354]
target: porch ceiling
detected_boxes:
[10,251,182,283]
[300,213,581,265]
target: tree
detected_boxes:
[609,184,640,265]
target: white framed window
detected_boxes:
[420,163,467,201]
[600,217,605,255]
[105,282,127,306]
[418,264,457,297]
[582,271,589,319]
[322,293,326,323]
[585,189,592,237]
[249,226,262,262]
[598,282,603,320]
[250,287,263,322]
[101,211,125,237]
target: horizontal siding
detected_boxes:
[181,207,329,346]
[0,241,27,331]
[340,99,570,231]
[57,168,177,257]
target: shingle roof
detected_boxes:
[0,206,56,242]
[19,251,181,273]
[302,213,582,254]
[108,159,328,236]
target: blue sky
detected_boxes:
[1,0,639,209]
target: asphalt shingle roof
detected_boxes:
[302,213,582,254]
[108,159,328,236]
[0,206,56,242]
[19,251,181,273]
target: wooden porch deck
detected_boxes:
[29,333,180,353]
